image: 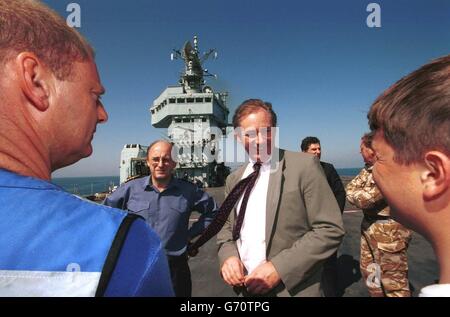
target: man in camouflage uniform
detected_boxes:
[346,133,411,297]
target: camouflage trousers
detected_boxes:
[360,216,412,297]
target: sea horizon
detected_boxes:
[53,167,361,196]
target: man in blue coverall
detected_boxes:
[0,0,173,296]
[105,140,218,297]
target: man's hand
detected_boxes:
[220,256,245,286]
[244,261,281,295]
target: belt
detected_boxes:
[233,282,282,297]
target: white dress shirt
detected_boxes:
[419,284,450,297]
[236,158,271,274]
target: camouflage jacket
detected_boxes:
[346,166,390,217]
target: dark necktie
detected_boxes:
[232,163,261,241]
[188,162,261,255]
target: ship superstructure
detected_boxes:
[119,144,149,184]
[150,36,230,187]
[118,37,230,186]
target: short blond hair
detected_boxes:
[0,0,94,79]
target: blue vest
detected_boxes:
[0,169,174,296]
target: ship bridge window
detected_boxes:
[205,97,212,102]
[151,109,155,114]
[195,98,203,103]
[175,119,181,123]
[182,118,189,123]
[169,98,176,103]
[202,118,206,122]
[177,98,186,103]
[187,98,194,103]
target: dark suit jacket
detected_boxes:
[217,149,345,297]
[320,161,346,213]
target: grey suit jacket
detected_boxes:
[217,149,345,297]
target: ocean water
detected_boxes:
[52,176,120,196]
[53,168,360,195]
[336,168,361,177]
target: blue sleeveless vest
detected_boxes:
[0,169,174,296]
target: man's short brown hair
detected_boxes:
[368,55,450,164]
[361,132,374,148]
[0,0,94,79]
[232,99,277,128]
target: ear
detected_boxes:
[421,151,450,201]
[368,148,377,165]
[16,52,52,111]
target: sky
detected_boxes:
[46,0,450,177]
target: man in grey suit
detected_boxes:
[217,99,345,296]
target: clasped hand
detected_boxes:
[221,257,281,295]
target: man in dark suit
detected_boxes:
[301,137,346,211]
[301,136,346,296]
[217,99,345,296]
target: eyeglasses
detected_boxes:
[150,157,173,165]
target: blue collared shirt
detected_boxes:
[104,176,218,254]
